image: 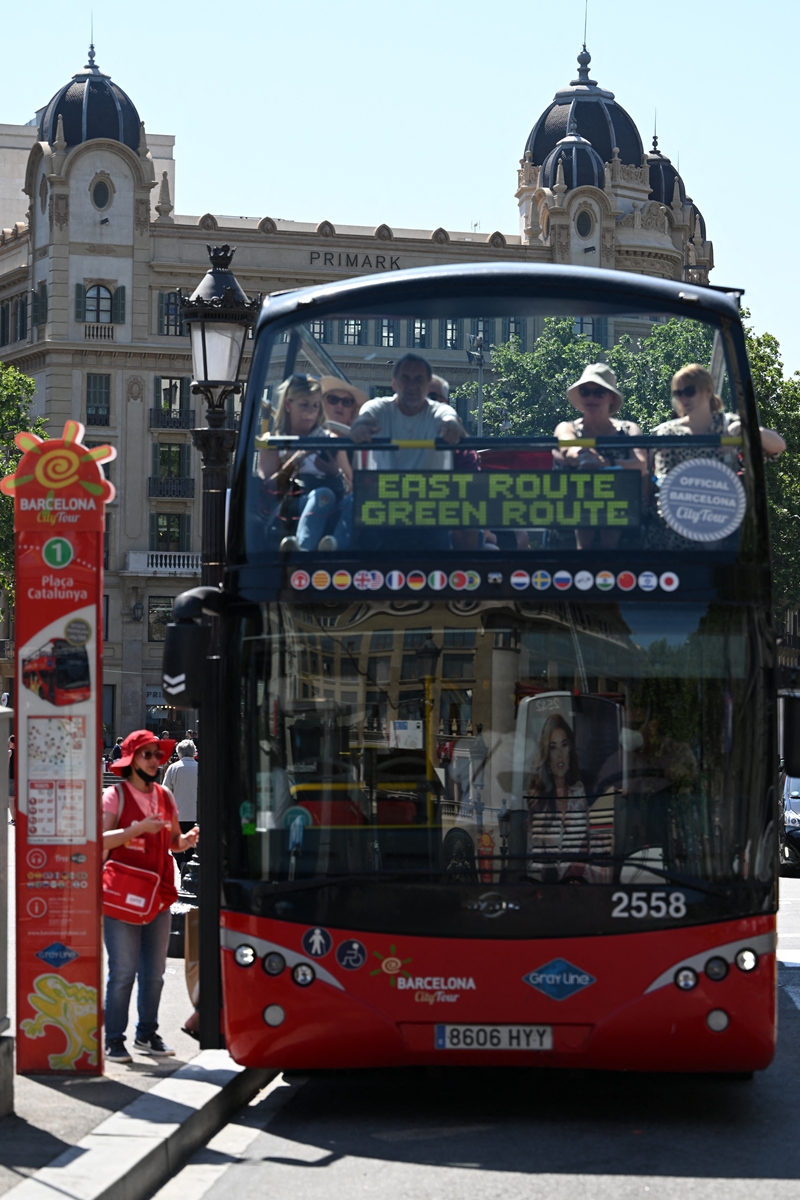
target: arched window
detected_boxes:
[86,285,112,324]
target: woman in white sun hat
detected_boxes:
[554,363,647,549]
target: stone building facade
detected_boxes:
[0,44,713,742]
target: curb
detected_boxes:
[7,1051,276,1200]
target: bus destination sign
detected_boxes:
[354,470,642,530]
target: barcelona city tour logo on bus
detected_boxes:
[370,944,413,987]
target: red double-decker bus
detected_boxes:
[167,264,778,1074]
[22,638,91,707]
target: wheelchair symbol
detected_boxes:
[336,939,367,970]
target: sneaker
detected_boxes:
[133,1033,175,1057]
[279,536,299,553]
[317,535,338,551]
[105,1039,132,1064]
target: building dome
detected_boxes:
[646,135,706,239]
[38,45,141,152]
[541,128,606,191]
[525,47,643,168]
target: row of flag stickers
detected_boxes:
[289,568,680,593]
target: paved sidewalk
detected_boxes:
[1,826,211,1195]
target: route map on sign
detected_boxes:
[27,717,88,842]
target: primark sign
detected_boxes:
[309,251,401,271]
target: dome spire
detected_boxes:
[86,43,97,70]
[571,44,597,87]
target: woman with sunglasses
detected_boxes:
[256,375,352,551]
[554,363,647,548]
[652,363,785,478]
[102,730,199,1063]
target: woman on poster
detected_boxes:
[526,713,590,882]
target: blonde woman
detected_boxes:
[255,375,351,551]
[652,363,785,477]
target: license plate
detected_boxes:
[434,1024,553,1051]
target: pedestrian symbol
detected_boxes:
[336,939,367,970]
[302,926,332,958]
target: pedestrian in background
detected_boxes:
[162,740,198,869]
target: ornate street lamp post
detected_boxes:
[178,246,260,1047]
[415,636,441,824]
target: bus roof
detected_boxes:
[255,263,743,335]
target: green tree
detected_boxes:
[452,312,800,614]
[0,362,44,601]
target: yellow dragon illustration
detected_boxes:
[20,974,98,1070]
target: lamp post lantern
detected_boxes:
[178,245,260,1047]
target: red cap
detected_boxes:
[109,730,176,774]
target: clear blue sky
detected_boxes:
[3,0,799,372]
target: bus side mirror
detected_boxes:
[162,622,211,709]
[782,695,800,778]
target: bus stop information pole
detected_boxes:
[1,422,115,1074]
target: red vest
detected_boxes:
[106,781,177,912]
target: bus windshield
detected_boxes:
[237,295,762,572]
[226,597,773,906]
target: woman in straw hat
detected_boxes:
[554,363,647,549]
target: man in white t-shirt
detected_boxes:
[350,354,464,470]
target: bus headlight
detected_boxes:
[674,967,698,991]
[292,963,315,987]
[263,952,286,976]
[735,948,758,972]
[234,944,256,967]
[705,956,729,982]
[707,1009,729,1032]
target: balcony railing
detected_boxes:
[85,324,114,341]
[123,550,201,576]
[150,408,195,429]
[86,409,110,426]
[148,476,195,498]
[0,640,13,661]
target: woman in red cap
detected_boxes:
[102,730,199,1064]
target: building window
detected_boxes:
[85,285,112,323]
[103,517,110,570]
[576,210,594,238]
[443,628,476,649]
[573,317,594,340]
[339,319,368,346]
[148,596,173,642]
[0,303,8,348]
[157,291,187,336]
[86,374,111,425]
[377,318,399,347]
[369,629,394,652]
[403,628,431,650]
[103,595,109,641]
[502,317,526,349]
[309,319,334,343]
[83,440,113,481]
[92,180,111,211]
[368,656,391,685]
[153,443,190,480]
[408,319,430,349]
[31,282,47,327]
[102,683,116,746]
[441,653,474,680]
[150,512,191,552]
[154,376,191,411]
[400,655,420,682]
[440,319,462,350]
[14,295,27,341]
[473,317,494,343]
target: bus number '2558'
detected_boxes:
[611,891,687,919]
